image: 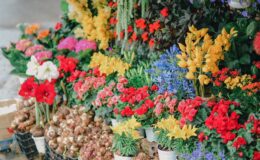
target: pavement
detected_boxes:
[0,0,61,100]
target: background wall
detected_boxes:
[0,0,61,99]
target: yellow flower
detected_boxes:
[198,74,210,85]
[186,72,195,80]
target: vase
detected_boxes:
[158,146,177,160]
[114,153,133,160]
[228,0,251,9]
[32,136,45,154]
[145,127,156,142]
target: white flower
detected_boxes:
[26,56,39,76]
[36,61,59,81]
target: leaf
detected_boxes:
[243,131,253,144]
[60,0,69,13]
[246,21,257,37]
[239,54,250,65]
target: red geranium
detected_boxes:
[149,20,160,33]
[135,18,146,29]
[19,77,38,99]
[128,25,133,33]
[253,32,260,55]
[253,151,260,160]
[149,39,155,48]
[141,32,149,42]
[121,106,134,117]
[151,84,159,91]
[233,137,247,149]
[253,61,260,69]
[35,81,56,105]
[135,105,148,116]
[131,32,137,41]
[57,55,79,73]
[109,17,118,25]
[160,7,169,17]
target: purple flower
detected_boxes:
[241,10,248,17]
[57,37,77,51]
[75,39,97,53]
[34,51,52,62]
[25,44,44,57]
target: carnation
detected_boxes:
[75,39,97,53]
[57,36,77,51]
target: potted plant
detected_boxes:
[154,116,198,160]
[112,118,142,160]
[228,0,251,8]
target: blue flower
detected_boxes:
[147,45,195,98]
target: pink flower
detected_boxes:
[16,39,32,52]
[155,102,164,116]
[117,83,125,92]
[75,39,97,53]
[34,51,53,62]
[57,37,77,51]
[25,45,44,57]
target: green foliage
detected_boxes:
[156,130,175,151]
[112,133,139,157]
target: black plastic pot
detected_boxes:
[45,140,78,160]
[14,132,38,160]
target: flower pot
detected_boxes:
[15,132,38,159]
[138,128,145,138]
[114,153,133,160]
[145,127,156,142]
[32,136,45,154]
[158,147,177,160]
[228,0,251,9]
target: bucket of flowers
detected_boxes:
[111,118,142,160]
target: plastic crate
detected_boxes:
[14,132,38,160]
[45,140,78,160]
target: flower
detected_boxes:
[149,20,160,33]
[37,29,50,39]
[131,32,137,41]
[25,24,40,35]
[19,77,38,99]
[233,137,247,150]
[147,45,195,98]
[135,18,146,29]
[75,39,97,53]
[34,51,53,62]
[54,22,63,31]
[36,61,59,81]
[149,38,155,48]
[35,81,56,105]
[16,39,32,52]
[57,55,79,73]
[253,32,260,55]
[25,45,44,57]
[57,37,77,51]
[26,56,40,76]
[253,151,260,160]
[253,61,260,69]
[151,85,159,91]
[121,106,134,117]
[160,7,169,17]
[112,118,141,139]
[141,32,149,42]
[109,17,117,25]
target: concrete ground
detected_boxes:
[0,0,61,100]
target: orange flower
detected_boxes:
[37,29,50,39]
[25,24,40,35]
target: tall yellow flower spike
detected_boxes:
[177,26,237,87]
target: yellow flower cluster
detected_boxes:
[155,116,197,140]
[111,118,141,140]
[177,26,237,85]
[224,74,253,90]
[89,52,131,76]
[67,0,111,49]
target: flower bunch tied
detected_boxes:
[112,118,142,158]
[177,26,237,97]
[154,116,198,154]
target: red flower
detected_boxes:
[113,108,119,114]
[149,20,160,33]
[253,32,260,55]
[254,61,260,69]
[160,7,169,17]
[135,105,148,115]
[121,106,134,117]
[233,137,247,150]
[6,127,14,134]
[131,32,137,41]
[54,22,62,31]
[128,26,133,33]
[35,81,56,105]
[151,84,159,91]
[19,77,38,99]
[144,99,154,108]
[149,39,155,48]
[253,151,260,160]
[230,70,239,77]
[135,18,146,29]
[238,152,243,157]
[141,32,149,42]
[109,17,118,25]
[221,132,236,144]
[198,132,207,142]
[57,55,78,73]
